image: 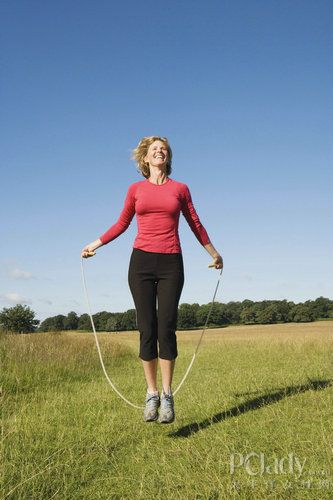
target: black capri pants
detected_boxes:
[128,248,185,361]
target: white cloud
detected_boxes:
[2,293,32,305]
[8,268,33,279]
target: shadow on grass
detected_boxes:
[169,378,333,438]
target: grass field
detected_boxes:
[1,321,332,499]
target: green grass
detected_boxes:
[1,322,332,499]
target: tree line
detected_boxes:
[1,297,332,334]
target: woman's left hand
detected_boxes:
[209,254,223,269]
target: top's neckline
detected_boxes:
[146,177,171,186]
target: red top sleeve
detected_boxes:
[99,184,136,245]
[181,185,211,246]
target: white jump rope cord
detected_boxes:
[81,257,223,409]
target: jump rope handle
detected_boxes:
[208,261,223,269]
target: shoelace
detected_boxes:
[146,394,160,407]
[161,394,173,408]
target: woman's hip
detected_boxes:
[128,247,184,278]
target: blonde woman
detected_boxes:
[82,136,223,423]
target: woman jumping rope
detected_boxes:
[81,136,223,423]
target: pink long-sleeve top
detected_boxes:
[99,177,211,254]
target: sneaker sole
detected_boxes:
[158,416,175,424]
[144,415,159,422]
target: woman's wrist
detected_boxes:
[90,239,103,251]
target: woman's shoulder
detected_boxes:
[127,179,146,191]
[169,178,189,190]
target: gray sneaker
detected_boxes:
[143,392,160,422]
[159,390,175,423]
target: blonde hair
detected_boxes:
[132,136,173,178]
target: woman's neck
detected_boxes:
[148,168,168,185]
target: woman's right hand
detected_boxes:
[81,239,102,258]
[81,247,95,258]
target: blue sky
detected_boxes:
[1,0,332,321]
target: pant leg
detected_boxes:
[156,253,185,360]
[128,249,158,361]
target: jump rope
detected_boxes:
[81,252,223,409]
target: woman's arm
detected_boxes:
[98,184,136,245]
[204,242,223,269]
[180,184,211,246]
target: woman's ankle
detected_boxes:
[147,387,159,396]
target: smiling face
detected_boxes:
[132,135,173,178]
[144,140,169,169]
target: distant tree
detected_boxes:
[121,309,137,330]
[289,304,314,323]
[191,303,200,312]
[240,306,257,324]
[53,315,66,331]
[190,303,200,326]
[256,304,279,324]
[309,297,333,319]
[214,302,230,325]
[0,304,39,333]
[177,303,197,329]
[224,301,242,324]
[64,311,79,330]
[196,302,230,327]
[91,311,107,331]
[78,313,92,331]
[196,304,211,326]
[39,314,66,331]
[195,301,230,328]
[274,300,294,322]
[39,317,55,332]
[105,314,122,332]
[241,299,255,309]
